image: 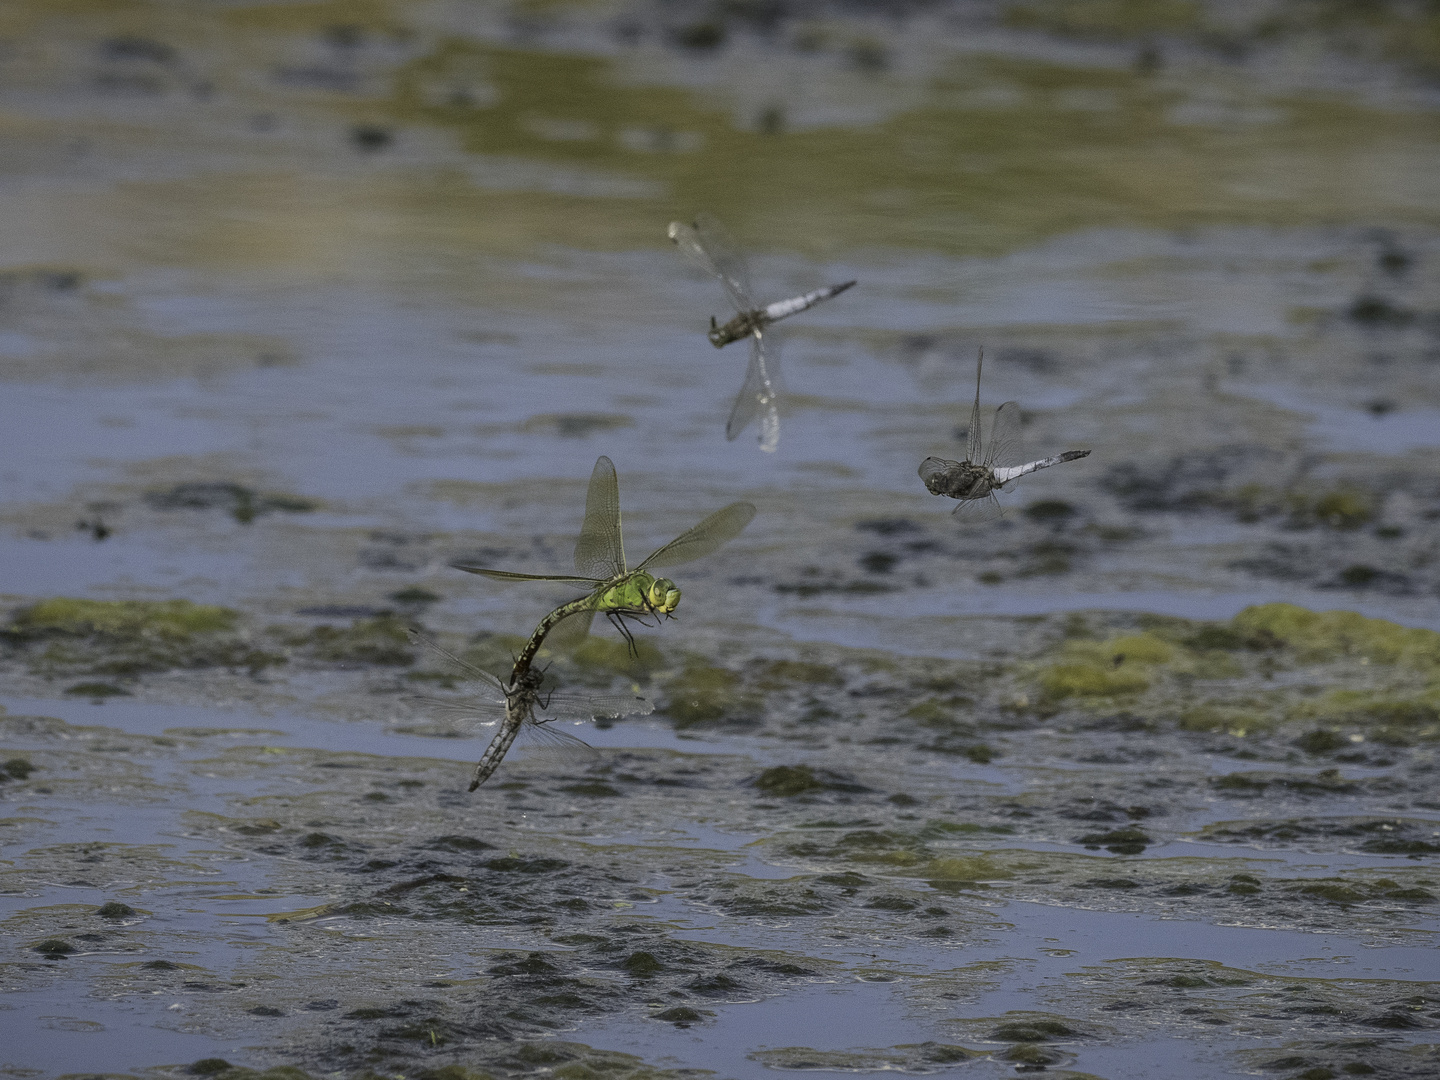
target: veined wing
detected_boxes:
[637,501,756,570]
[536,690,654,723]
[413,695,508,721]
[917,455,959,490]
[516,718,596,764]
[726,330,781,452]
[952,493,1005,523]
[574,455,627,579]
[983,401,1021,470]
[667,214,754,311]
[542,605,598,651]
[965,349,985,464]
[451,565,601,585]
[405,629,508,695]
[993,449,1091,486]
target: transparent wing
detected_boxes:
[412,695,509,722]
[966,349,985,464]
[667,214,754,310]
[537,690,655,722]
[636,502,757,570]
[574,455,627,579]
[451,564,600,585]
[405,629,508,695]
[726,331,781,451]
[514,719,598,768]
[542,605,598,652]
[984,402,1021,469]
[918,456,960,488]
[952,493,1005,523]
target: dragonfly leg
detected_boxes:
[607,611,640,657]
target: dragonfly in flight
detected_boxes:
[453,456,756,663]
[668,213,855,453]
[919,350,1091,519]
[406,630,653,791]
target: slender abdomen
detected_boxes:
[469,701,527,790]
[762,281,856,322]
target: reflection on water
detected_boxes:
[2,2,1439,1077]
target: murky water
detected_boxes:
[3,3,1439,1079]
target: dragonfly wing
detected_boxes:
[637,501,756,570]
[412,695,508,722]
[668,213,754,311]
[966,349,985,464]
[405,629,508,693]
[451,565,600,585]
[573,455,627,578]
[726,331,781,452]
[984,401,1021,470]
[515,719,599,767]
[543,604,598,652]
[538,691,655,722]
[952,493,1005,523]
[918,455,960,488]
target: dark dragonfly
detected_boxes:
[919,350,1091,519]
[668,213,855,452]
[405,630,653,790]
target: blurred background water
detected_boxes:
[2,3,1439,1078]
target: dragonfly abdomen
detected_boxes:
[468,699,529,790]
[762,281,856,322]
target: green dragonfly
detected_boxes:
[452,455,756,673]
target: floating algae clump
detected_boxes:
[1039,632,1172,700]
[8,598,237,640]
[662,660,755,728]
[3,598,278,677]
[1232,604,1440,669]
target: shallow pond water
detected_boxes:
[3,3,1440,1079]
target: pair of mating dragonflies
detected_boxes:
[409,455,754,775]
[412,217,1090,777]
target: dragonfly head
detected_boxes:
[647,577,681,615]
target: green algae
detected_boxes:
[661,659,756,728]
[381,37,1440,260]
[278,615,414,666]
[2,598,282,679]
[8,598,238,640]
[1232,605,1440,670]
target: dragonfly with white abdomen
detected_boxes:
[668,213,855,452]
[918,350,1091,520]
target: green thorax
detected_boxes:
[595,571,680,615]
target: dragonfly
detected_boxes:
[668,213,855,453]
[452,455,756,671]
[405,630,654,790]
[918,350,1091,519]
